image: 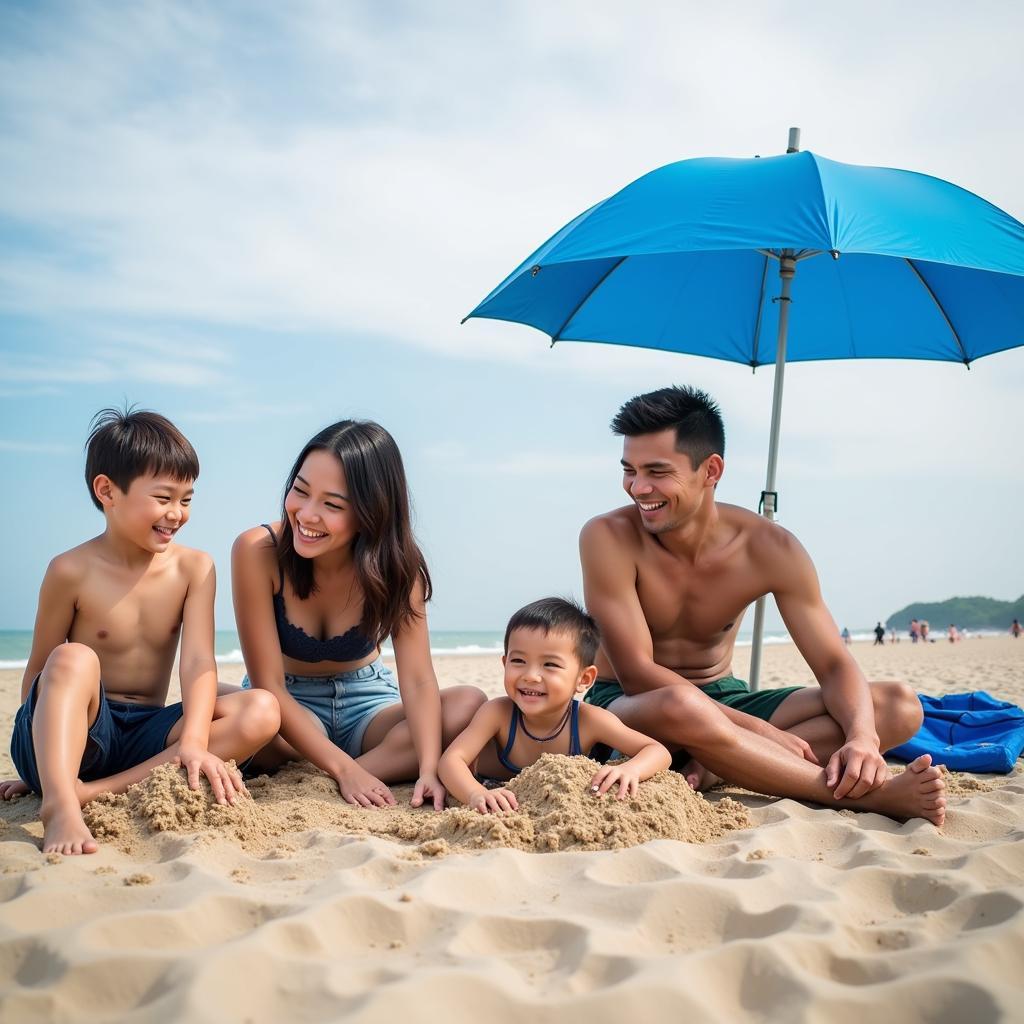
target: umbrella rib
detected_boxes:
[904,259,970,364]
[550,256,628,342]
[750,253,769,367]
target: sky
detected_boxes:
[1,1,1022,635]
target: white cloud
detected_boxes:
[2,2,1021,369]
[0,332,233,389]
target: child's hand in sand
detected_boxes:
[468,788,518,815]
[590,763,642,800]
[411,771,447,811]
[0,779,30,800]
[175,745,246,806]
[826,738,889,799]
[335,762,397,809]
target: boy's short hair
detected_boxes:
[504,597,601,667]
[611,385,725,469]
[85,406,200,511]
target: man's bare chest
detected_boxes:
[635,558,764,642]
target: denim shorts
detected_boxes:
[10,675,184,796]
[242,658,400,758]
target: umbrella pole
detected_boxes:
[748,254,795,691]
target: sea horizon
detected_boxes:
[0,625,1001,671]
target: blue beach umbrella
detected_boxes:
[463,130,1024,688]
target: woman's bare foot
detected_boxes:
[852,754,946,825]
[0,779,30,800]
[40,797,99,855]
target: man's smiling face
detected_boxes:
[621,429,711,535]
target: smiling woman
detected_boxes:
[230,420,485,811]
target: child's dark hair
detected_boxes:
[504,597,601,667]
[85,406,199,511]
[611,385,725,469]
[276,420,432,647]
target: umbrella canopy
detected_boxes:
[464,140,1024,688]
[465,149,1024,367]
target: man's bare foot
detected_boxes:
[0,779,30,800]
[853,754,946,825]
[40,798,99,855]
[677,758,722,793]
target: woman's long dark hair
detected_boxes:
[276,420,432,646]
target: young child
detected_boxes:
[440,597,670,814]
[1,408,281,855]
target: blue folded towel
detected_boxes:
[889,691,1024,774]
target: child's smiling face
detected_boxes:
[101,472,194,552]
[502,627,595,717]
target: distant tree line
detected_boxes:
[886,595,1024,630]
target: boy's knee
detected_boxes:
[42,643,100,686]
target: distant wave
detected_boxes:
[382,644,505,657]
[215,644,507,664]
[0,659,28,670]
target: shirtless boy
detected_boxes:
[581,386,945,825]
[1,408,281,855]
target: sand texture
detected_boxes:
[1,636,1022,1022]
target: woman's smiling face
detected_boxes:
[284,449,360,557]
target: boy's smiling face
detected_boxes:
[502,627,596,718]
[97,471,194,553]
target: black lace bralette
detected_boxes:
[262,525,376,664]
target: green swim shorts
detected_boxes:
[585,674,803,723]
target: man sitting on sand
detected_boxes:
[1,408,281,855]
[581,386,945,825]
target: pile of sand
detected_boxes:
[83,753,750,857]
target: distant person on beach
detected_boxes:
[921,621,931,643]
[580,386,945,824]
[947,624,960,643]
[874,623,886,646]
[439,598,670,813]
[1,408,281,855]
[841,627,852,645]
[889,625,897,644]
[231,420,484,810]
[1012,619,1022,639]
[910,619,920,643]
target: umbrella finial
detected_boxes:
[787,127,801,154]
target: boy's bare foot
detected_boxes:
[855,754,946,826]
[40,798,99,855]
[0,779,31,800]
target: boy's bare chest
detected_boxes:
[70,569,187,656]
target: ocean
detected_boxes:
[0,627,807,671]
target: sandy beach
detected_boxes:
[1,637,1022,1022]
